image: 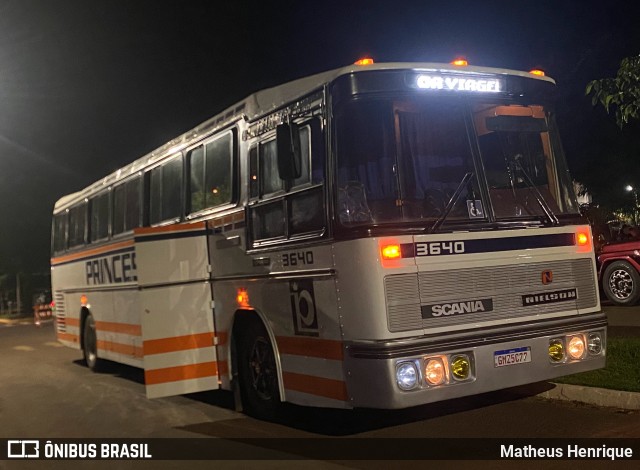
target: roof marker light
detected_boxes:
[354,57,374,66]
[451,58,468,66]
[529,69,545,77]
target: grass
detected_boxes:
[554,337,640,393]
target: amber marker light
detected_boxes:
[236,288,250,308]
[576,231,589,246]
[354,57,374,65]
[451,58,468,66]
[381,244,402,260]
[529,69,546,77]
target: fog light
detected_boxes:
[424,357,447,386]
[588,333,603,355]
[396,362,418,390]
[568,335,586,360]
[549,339,564,362]
[451,355,471,380]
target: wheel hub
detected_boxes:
[609,269,634,299]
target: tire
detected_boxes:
[82,314,103,371]
[236,319,281,420]
[602,260,640,306]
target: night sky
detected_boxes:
[1,0,639,274]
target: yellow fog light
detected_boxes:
[549,339,564,362]
[567,335,586,360]
[451,355,471,380]
[424,357,447,386]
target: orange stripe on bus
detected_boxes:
[134,221,206,236]
[145,361,218,385]
[95,321,142,336]
[276,336,344,361]
[65,317,80,327]
[51,239,134,265]
[97,340,143,358]
[143,332,214,356]
[282,372,349,402]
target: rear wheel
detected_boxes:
[603,260,640,306]
[82,314,103,371]
[236,319,281,420]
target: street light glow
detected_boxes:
[626,185,634,192]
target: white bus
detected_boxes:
[51,60,606,419]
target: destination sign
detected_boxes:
[415,74,504,93]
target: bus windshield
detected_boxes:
[335,97,579,229]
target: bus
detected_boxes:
[51,59,606,419]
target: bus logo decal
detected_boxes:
[522,288,577,306]
[541,270,553,285]
[290,280,319,336]
[422,298,493,318]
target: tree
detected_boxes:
[586,55,640,128]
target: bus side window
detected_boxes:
[260,139,284,196]
[188,130,236,215]
[113,176,142,235]
[68,203,87,249]
[149,154,183,225]
[249,145,258,200]
[52,212,68,254]
[90,191,110,243]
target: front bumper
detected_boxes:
[344,313,607,409]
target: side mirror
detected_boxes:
[276,122,302,180]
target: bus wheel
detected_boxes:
[82,314,103,371]
[603,260,640,306]
[237,320,281,420]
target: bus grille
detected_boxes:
[54,291,66,333]
[384,258,597,332]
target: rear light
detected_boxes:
[451,58,468,66]
[529,69,546,77]
[576,231,590,247]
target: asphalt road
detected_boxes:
[1,317,639,468]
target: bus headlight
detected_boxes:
[588,333,603,355]
[451,355,471,381]
[567,335,586,360]
[548,339,564,362]
[424,357,446,386]
[396,361,418,390]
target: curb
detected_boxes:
[539,383,640,410]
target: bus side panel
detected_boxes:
[135,223,220,399]
[211,242,350,408]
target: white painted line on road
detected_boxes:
[13,345,35,351]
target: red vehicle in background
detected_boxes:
[597,223,640,306]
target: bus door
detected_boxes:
[134,222,219,399]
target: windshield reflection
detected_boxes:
[335,97,579,229]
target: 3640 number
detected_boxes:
[282,251,314,267]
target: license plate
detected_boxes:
[494,346,531,368]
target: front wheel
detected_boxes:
[602,260,640,306]
[82,314,104,371]
[236,319,281,420]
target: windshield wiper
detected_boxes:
[512,154,559,225]
[430,172,474,232]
